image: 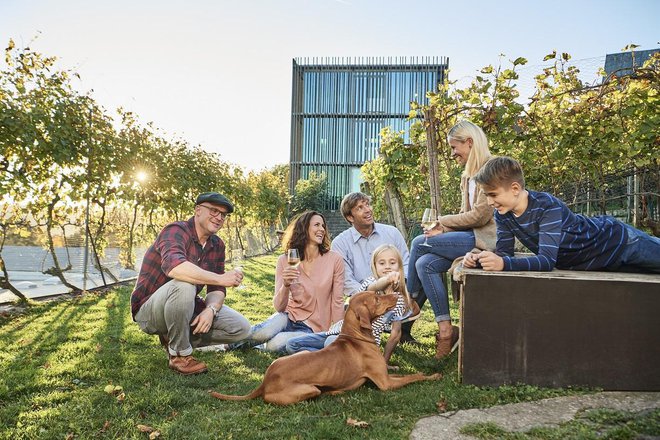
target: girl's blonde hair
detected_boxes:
[447,120,492,178]
[370,244,414,313]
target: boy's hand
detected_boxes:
[463,252,480,268]
[476,251,504,271]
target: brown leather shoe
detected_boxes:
[169,355,208,375]
[435,325,459,360]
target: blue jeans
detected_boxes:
[229,312,313,353]
[613,224,660,273]
[406,231,476,322]
[285,332,332,354]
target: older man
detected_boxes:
[131,192,250,375]
[331,192,420,343]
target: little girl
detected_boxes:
[285,244,419,370]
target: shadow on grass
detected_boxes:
[0,255,590,439]
[1,300,88,397]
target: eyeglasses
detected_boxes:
[198,204,230,219]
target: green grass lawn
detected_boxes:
[1,254,587,439]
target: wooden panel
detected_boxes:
[459,270,660,390]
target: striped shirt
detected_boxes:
[495,191,627,271]
[327,277,408,346]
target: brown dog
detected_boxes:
[209,291,441,405]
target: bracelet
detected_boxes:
[207,305,219,316]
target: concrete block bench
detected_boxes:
[454,268,660,390]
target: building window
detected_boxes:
[290,57,448,210]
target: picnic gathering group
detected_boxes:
[130,120,660,377]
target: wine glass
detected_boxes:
[231,249,245,289]
[419,208,437,247]
[287,249,301,284]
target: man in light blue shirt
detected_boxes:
[331,192,410,296]
[331,192,419,343]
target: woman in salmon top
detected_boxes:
[231,210,345,353]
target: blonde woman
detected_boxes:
[406,120,496,359]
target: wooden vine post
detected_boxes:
[423,108,442,215]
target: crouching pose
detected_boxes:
[131,192,250,375]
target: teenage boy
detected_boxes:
[463,156,660,273]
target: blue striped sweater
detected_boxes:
[495,191,628,271]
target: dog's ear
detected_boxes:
[354,303,373,330]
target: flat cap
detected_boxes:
[195,192,234,213]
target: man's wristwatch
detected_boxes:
[208,304,219,316]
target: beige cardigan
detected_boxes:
[438,175,497,252]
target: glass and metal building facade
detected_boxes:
[290,56,449,210]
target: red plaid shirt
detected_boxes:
[130,217,226,319]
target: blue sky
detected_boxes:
[1,0,658,171]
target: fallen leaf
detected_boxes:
[436,400,448,412]
[165,411,178,421]
[42,361,50,369]
[149,431,161,439]
[104,385,123,395]
[346,418,369,428]
[136,425,154,433]
[65,433,75,440]
[95,344,102,352]
[101,421,110,433]
[116,392,126,403]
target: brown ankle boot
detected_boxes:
[435,325,460,360]
[169,355,208,375]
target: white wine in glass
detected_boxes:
[287,249,301,284]
[420,208,437,247]
[231,249,244,273]
[231,249,245,289]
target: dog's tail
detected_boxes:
[208,383,264,401]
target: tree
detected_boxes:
[362,50,659,232]
[290,171,328,215]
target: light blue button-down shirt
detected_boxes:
[331,222,410,296]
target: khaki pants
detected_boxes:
[135,279,251,356]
